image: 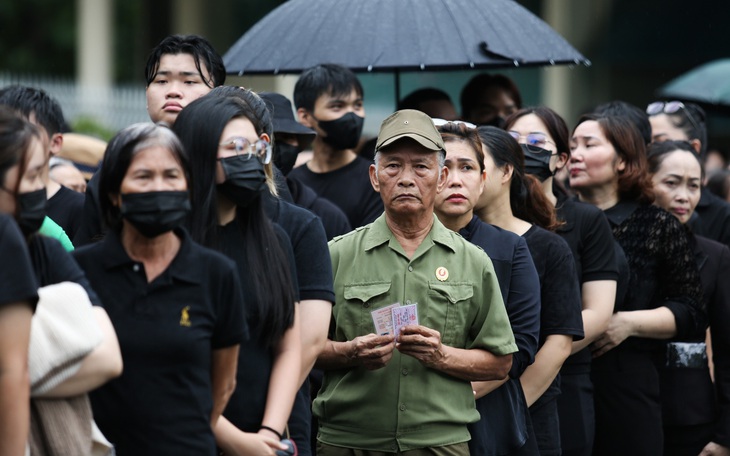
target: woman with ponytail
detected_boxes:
[474,126,584,456]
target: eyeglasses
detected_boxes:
[432,118,477,130]
[646,101,702,133]
[219,137,272,164]
[507,131,555,149]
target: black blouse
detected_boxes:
[603,201,705,343]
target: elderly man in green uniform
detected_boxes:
[314,110,517,455]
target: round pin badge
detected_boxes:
[435,267,449,281]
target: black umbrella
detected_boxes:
[223,0,589,101]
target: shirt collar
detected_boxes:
[99,227,201,284]
[363,213,458,254]
[603,200,640,227]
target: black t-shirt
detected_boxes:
[0,214,38,310]
[523,225,584,406]
[263,194,335,303]
[460,215,541,456]
[555,191,619,370]
[28,234,100,306]
[287,156,383,229]
[287,177,352,240]
[72,228,246,456]
[219,219,299,432]
[47,185,84,241]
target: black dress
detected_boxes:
[592,201,704,456]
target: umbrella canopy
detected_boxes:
[658,59,730,109]
[223,0,589,76]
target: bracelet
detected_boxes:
[259,425,283,440]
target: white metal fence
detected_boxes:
[0,73,149,135]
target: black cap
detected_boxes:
[260,92,317,138]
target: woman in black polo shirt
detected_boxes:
[72,123,246,455]
[173,94,300,455]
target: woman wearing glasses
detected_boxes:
[173,94,300,455]
[474,125,584,456]
[504,108,619,456]
[646,101,730,249]
[569,114,704,455]
[646,140,730,456]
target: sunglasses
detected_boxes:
[432,118,477,130]
[646,101,702,133]
[507,131,555,149]
[219,137,272,165]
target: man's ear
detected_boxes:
[49,133,63,157]
[369,164,380,193]
[297,108,315,129]
[436,165,449,193]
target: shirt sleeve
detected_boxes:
[0,216,38,310]
[579,208,619,283]
[657,213,705,340]
[35,236,102,307]
[506,237,541,378]
[293,216,335,303]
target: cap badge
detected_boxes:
[435,267,449,282]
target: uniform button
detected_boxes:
[402,368,408,376]
[405,300,411,305]
[363,302,370,308]
[408,265,413,272]
[132,264,140,272]
[391,444,397,450]
[399,404,407,411]
[396,433,402,439]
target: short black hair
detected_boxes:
[144,34,226,88]
[593,101,652,145]
[293,63,363,112]
[0,85,66,136]
[399,88,452,111]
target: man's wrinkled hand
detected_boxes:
[348,334,395,370]
[396,325,445,368]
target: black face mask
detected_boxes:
[216,155,267,208]
[521,144,555,182]
[273,143,300,176]
[316,112,364,150]
[120,191,191,238]
[16,188,47,236]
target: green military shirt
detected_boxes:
[314,214,517,452]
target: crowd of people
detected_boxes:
[0,33,728,456]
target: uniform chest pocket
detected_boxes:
[427,282,474,347]
[343,282,392,336]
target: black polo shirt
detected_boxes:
[0,214,38,310]
[72,228,246,456]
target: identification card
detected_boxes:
[392,303,419,338]
[371,303,401,336]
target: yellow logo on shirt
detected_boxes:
[180,306,191,327]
